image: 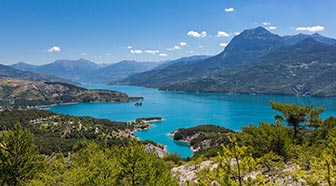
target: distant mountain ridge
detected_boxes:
[0,64,72,83]
[119,27,288,86]
[160,38,336,96]
[11,59,161,83]
[119,27,336,97]
[283,33,336,46]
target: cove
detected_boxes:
[47,84,336,158]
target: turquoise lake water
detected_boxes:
[48,84,336,158]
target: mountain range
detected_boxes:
[0,64,72,83]
[118,27,336,97]
[10,59,162,83]
[3,26,336,97]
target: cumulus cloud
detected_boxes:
[219,43,228,48]
[159,53,168,57]
[217,31,230,37]
[47,46,61,52]
[225,8,235,12]
[144,50,160,54]
[234,32,240,36]
[130,49,143,54]
[167,45,181,51]
[81,52,87,56]
[296,25,325,32]
[201,31,207,37]
[127,46,132,49]
[266,26,277,30]
[180,42,187,46]
[262,22,271,26]
[187,31,207,38]
[187,31,201,38]
[199,45,204,49]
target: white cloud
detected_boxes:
[199,45,204,49]
[81,52,87,56]
[219,42,228,48]
[187,50,194,54]
[130,49,143,54]
[201,31,207,37]
[159,53,168,57]
[144,50,160,54]
[167,45,181,51]
[262,22,271,26]
[296,25,325,32]
[267,26,277,30]
[47,46,61,52]
[187,31,207,38]
[187,31,201,38]
[225,8,235,12]
[217,31,230,37]
[234,32,240,36]
[180,42,187,46]
[127,46,132,49]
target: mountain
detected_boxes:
[90,60,160,83]
[11,59,160,83]
[161,39,336,97]
[119,27,286,87]
[10,62,38,71]
[283,33,336,46]
[0,77,142,108]
[0,64,71,83]
[153,55,209,70]
[36,58,100,82]
[119,55,211,87]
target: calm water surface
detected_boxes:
[48,84,336,158]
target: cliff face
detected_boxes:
[0,78,142,108]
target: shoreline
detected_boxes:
[36,98,143,109]
[168,130,199,153]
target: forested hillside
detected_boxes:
[0,77,142,108]
[162,39,336,96]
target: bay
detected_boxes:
[47,84,336,158]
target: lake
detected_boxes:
[47,84,336,158]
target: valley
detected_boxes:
[2,1,336,185]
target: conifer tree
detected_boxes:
[0,123,38,186]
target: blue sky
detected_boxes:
[0,0,335,65]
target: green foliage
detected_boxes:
[197,137,264,186]
[117,140,178,186]
[307,152,336,185]
[0,109,132,155]
[30,140,178,186]
[0,124,39,186]
[174,125,233,141]
[242,122,291,160]
[319,117,336,139]
[173,124,235,154]
[271,101,323,141]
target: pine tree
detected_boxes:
[0,123,38,186]
[270,101,323,142]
